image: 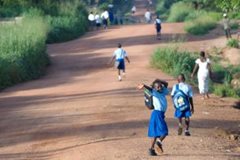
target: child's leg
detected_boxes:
[159,136,166,142]
[178,118,183,135]
[185,117,190,131]
[150,137,157,149]
[185,117,191,136]
[118,69,122,81]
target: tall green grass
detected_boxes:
[184,14,218,35]
[0,17,49,89]
[167,2,194,22]
[151,47,196,79]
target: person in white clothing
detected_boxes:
[155,16,162,39]
[131,5,136,14]
[95,13,101,29]
[88,12,95,30]
[101,10,109,29]
[145,9,151,23]
[109,43,130,81]
[191,51,212,99]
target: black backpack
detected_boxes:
[144,88,154,110]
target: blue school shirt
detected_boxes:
[152,87,169,112]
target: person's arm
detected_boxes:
[191,63,198,78]
[154,79,168,88]
[189,97,194,114]
[137,83,151,90]
[208,63,213,80]
[108,55,116,65]
[125,56,130,63]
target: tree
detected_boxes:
[215,0,240,12]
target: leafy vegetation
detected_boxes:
[167,2,194,22]
[0,16,49,89]
[184,13,218,35]
[151,47,240,98]
[227,39,239,48]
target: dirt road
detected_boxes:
[0,0,239,160]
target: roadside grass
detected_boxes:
[0,16,49,89]
[151,46,240,98]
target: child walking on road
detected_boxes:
[137,79,169,156]
[155,16,162,40]
[109,43,130,81]
[171,74,194,136]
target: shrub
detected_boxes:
[151,46,240,98]
[227,39,239,48]
[46,15,87,43]
[167,2,194,22]
[151,47,196,78]
[230,22,239,30]
[213,84,240,98]
[0,16,49,89]
[185,14,217,35]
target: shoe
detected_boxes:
[178,127,183,135]
[118,76,122,81]
[155,141,164,154]
[185,130,191,136]
[122,72,126,77]
[148,148,157,156]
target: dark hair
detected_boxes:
[151,79,162,88]
[118,43,122,48]
[200,51,205,58]
[179,73,185,81]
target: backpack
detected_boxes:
[173,84,190,111]
[144,88,154,110]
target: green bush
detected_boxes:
[151,46,240,98]
[230,22,239,30]
[151,47,196,78]
[185,14,217,35]
[167,2,194,22]
[227,39,239,48]
[0,16,49,89]
[213,84,240,98]
[46,15,87,43]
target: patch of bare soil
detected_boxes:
[222,48,240,65]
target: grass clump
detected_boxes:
[184,13,218,35]
[227,39,239,48]
[151,46,240,98]
[167,2,194,22]
[151,47,196,78]
[0,16,49,89]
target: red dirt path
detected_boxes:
[0,0,239,160]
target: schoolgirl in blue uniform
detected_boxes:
[137,79,169,156]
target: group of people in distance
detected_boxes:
[88,10,110,30]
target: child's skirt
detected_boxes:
[148,110,168,137]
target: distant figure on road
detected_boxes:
[191,51,212,99]
[154,16,162,40]
[171,74,194,136]
[95,13,101,29]
[101,10,109,29]
[88,12,95,30]
[109,43,130,81]
[222,13,232,39]
[145,9,151,23]
[131,5,136,14]
[137,79,169,156]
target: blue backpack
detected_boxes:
[173,84,190,111]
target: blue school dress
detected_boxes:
[148,88,169,137]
